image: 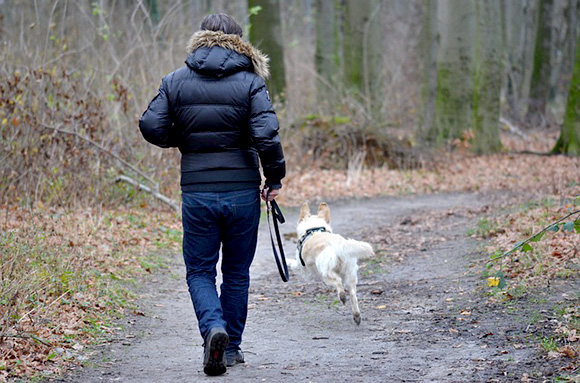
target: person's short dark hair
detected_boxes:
[200,14,243,37]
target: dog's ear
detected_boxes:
[299,202,311,221]
[317,203,331,224]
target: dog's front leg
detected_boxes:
[287,253,300,270]
[287,258,299,269]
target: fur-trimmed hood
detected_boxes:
[186,30,269,80]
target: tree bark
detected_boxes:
[419,0,439,138]
[314,0,340,104]
[526,0,554,126]
[211,0,249,23]
[431,0,476,143]
[503,0,539,122]
[343,0,383,115]
[553,31,580,155]
[472,0,503,154]
[146,0,160,25]
[248,0,286,100]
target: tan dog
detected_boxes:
[289,202,375,324]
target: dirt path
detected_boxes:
[57,192,575,382]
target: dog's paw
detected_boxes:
[353,313,361,325]
[287,259,299,269]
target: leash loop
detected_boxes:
[265,189,289,282]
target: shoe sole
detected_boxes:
[204,331,229,376]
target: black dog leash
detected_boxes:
[265,190,289,282]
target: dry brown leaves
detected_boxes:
[279,152,579,207]
[0,206,181,380]
[486,199,580,285]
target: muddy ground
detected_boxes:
[55,192,578,382]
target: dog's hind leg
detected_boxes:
[316,250,347,304]
[348,286,361,325]
[323,271,346,304]
[344,269,361,325]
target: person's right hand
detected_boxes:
[261,187,280,202]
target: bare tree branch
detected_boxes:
[115,175,180,214]
[40,123,159,190]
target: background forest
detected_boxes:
[1,0,579,209]
[1,0,580,380]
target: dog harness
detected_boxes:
[297,227,328,266]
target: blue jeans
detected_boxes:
[181,188,261,351]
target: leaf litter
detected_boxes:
[1,131,580,380]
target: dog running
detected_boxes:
[288,202,375,324]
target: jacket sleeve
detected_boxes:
[248,76,286,189]
[139,77,176,148]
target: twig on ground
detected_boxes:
[499,117,527,139]
[16,290,70,326]
[0,333,52,347]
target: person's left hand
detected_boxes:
[261,187,280,202]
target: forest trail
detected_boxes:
[57,192,572,382]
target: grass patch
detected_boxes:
[467,218,502,238]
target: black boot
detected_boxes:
[203,327,229,376]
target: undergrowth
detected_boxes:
[481,187,580,366]
[0,207,181,380]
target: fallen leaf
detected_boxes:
[479,332,494,339]
[486,277,499,287]
[547,351,563,360]
[558,346,576,358]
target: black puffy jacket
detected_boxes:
[139,30,285,192]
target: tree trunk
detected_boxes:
[419,0,439,138]
[146,0,160,25]
[248,0,286,100]
[549,0,580,116]
[526,0,554,126]
[503,0,539,122]
[315,0,341,104]
[472,0,503,154]
[343,0,383,115]
[211,0,248,23]
[431,0,476,144]
[553,31,580,155]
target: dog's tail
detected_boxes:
[344,239,375,259]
